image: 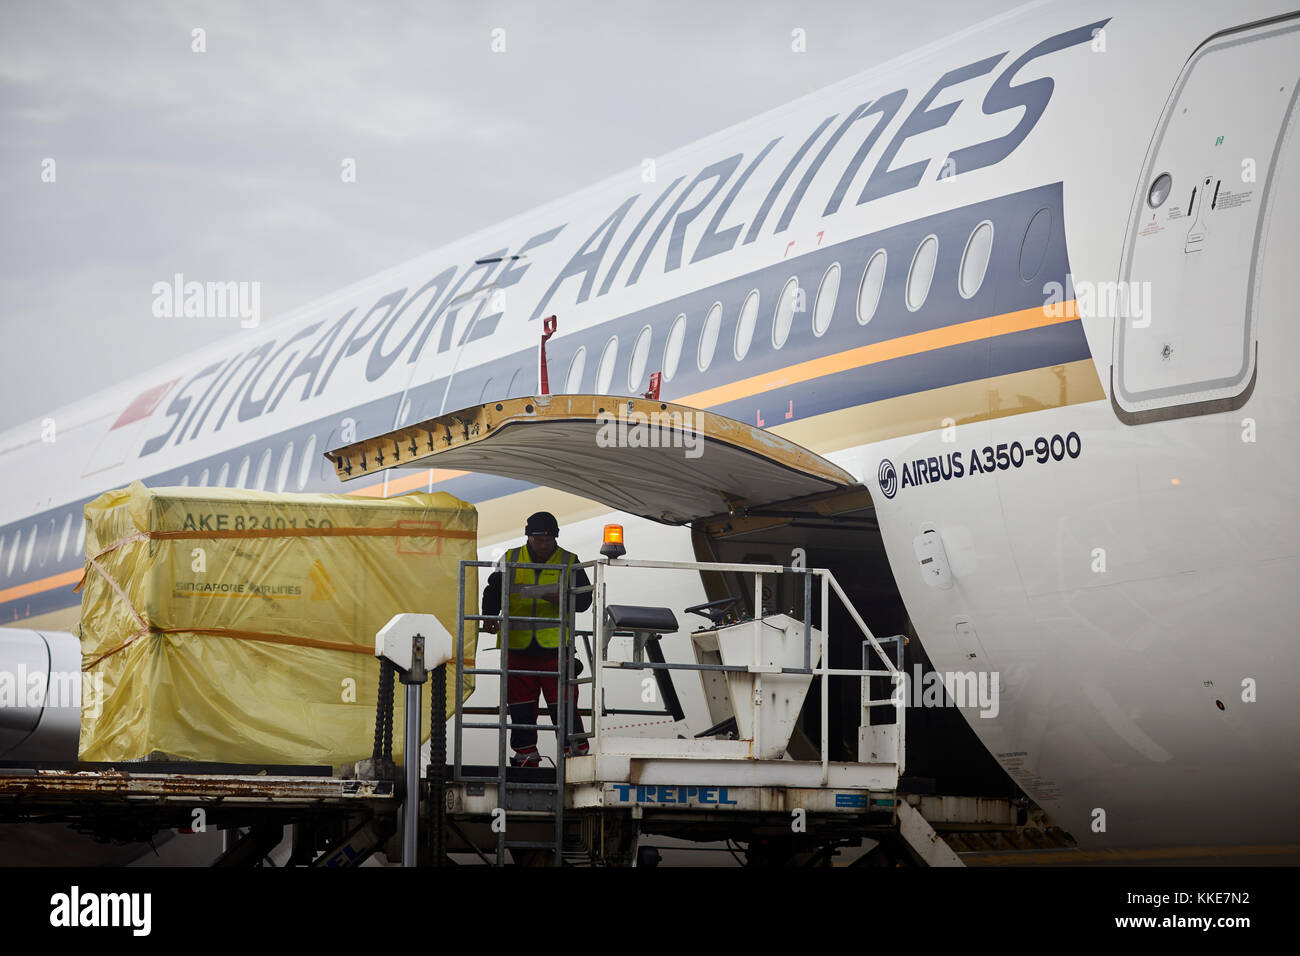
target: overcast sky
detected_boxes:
[0,0,1023,432]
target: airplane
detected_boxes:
[1,0,1297,863]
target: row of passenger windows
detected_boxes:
[173,432,320,498]
[0,511,84,578]
[564,219,996,395]
[1,223,1005,581]
[0,433,322,579]
[174,432,321,499]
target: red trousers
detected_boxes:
[506,649,586,754]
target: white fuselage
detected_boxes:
[1,0,1296,851]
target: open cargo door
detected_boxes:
[324,395,861,523]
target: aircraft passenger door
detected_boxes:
[1112,16,1300,423]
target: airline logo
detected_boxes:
[308,560,335,601]
[111,379,179,430]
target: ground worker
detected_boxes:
[482,512,592,767]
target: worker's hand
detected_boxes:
[482,620,499,635]
[539,587,560,602]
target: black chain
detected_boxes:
[429,662,448,866]
[372,658,395,764]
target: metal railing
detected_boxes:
[454,557,595,866]
[453,553,906,824]
[590,558,904,783]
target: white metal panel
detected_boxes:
[1114,18,1300,417]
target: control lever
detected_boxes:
[1185,173,1213,253]
[684,596,741,627]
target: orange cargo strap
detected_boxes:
[73,524,475,592]
[84,626,377,671]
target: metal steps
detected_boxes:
[453,557,592,865]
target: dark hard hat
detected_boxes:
[525,512,560,536]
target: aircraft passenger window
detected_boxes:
[906,235,938,311]
[235,456,251,489]
[1018,208,1051,283]
[628,325,652,392]
[0,536,5,576]
[857,250,886,324]
[56,513,72,562]
[813,263,841,337]
[595,336,619,394]
[298,434,317,491]
[734,290,760,360]
[179,475,190,487]
[6,530,18,574]
[198,468,210,487]
[254,448,272,490]
[75,518,86,559]
[663,313,686,381]
[959,221,994,299]
[216,461,231,487]
[23,524,37,572]
[38,517,55,566]
[318,431,339,484]
[275,441,294,493]
[772,278,799,349]
[1147,172,1174,208]
[697,302,722,371]
[564,347,587,393]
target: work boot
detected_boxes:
[510,750,541,768]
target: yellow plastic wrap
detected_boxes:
[77,480,478,767]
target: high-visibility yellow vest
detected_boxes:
[504,545,578,651]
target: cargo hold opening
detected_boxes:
[692,488,1014,798]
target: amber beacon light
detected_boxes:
[600,524,626,559]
